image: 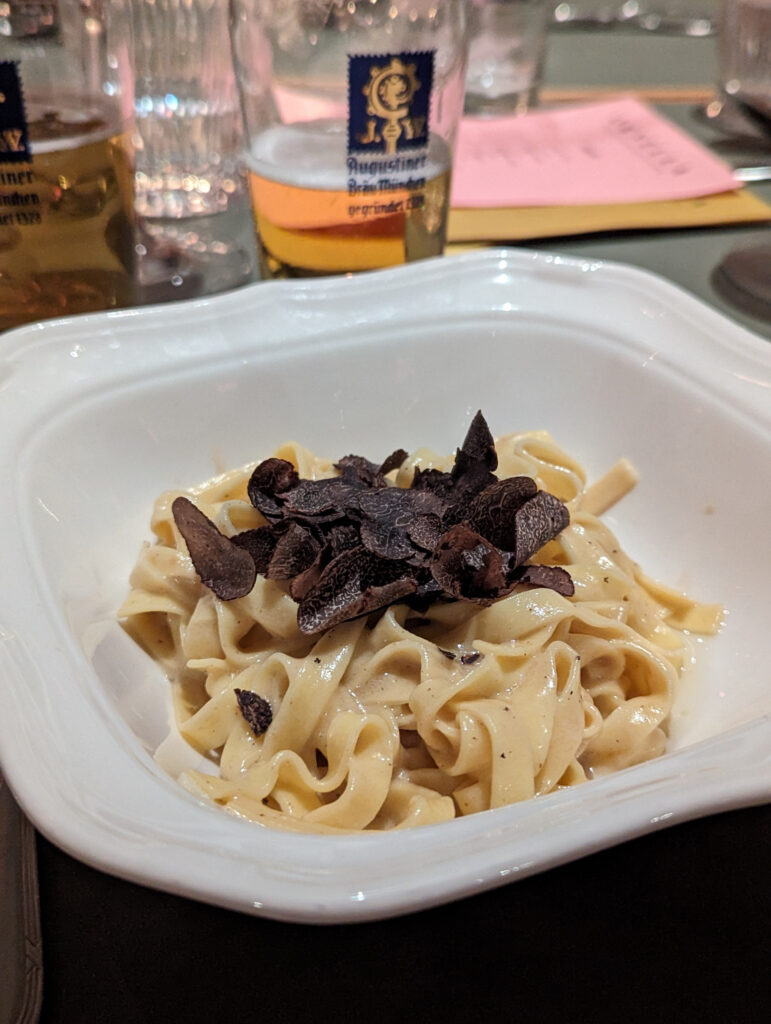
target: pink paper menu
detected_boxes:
[451,97,740,208]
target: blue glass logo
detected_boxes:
[348,51,434,155]
[0,62,31,163]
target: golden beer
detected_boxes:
[245,122,451,278]
[0,100,135,331]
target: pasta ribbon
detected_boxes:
[120,432,720,832]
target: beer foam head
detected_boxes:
[245,120,450,190]
[245,120,349,189]
[26,99,118,155]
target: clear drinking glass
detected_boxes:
[550,0,717,32]
[465,0,550,116]
[551,2,623,27]
[130,0,246,219]
[229,0,468,279]
[718,0,771,119]
[0,0,136,330]
[633,1,717,35]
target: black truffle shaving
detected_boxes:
[439,649,483,665]
[411,466,454,498]
[513,491,570,565]
[231,525,278,574]
[247,458,299,522]
[265,522,321,580]
[452,409,498,475]
[513,564,575,597]
[174,413,575,634]
[430,524,508,603]
[172,496,256,601]
[297,546,418,634]
[335,448,408,488]
[234,688,273,736]
[464,476,538,549]
[356,487,444,561]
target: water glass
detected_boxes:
[229,0,468,279]
[718,0,771,119]
[551,2,623,27]
[131,0,245,219]
[634,1,717,35]
[464,0,549,116]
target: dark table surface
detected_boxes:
[7,24,771,1024]
[34,801,771,1024]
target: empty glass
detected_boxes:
[127,0,257,299]
[131,0,246,219]
[718,0,771,119]
[634,1,717,35]
[465,0,550,115]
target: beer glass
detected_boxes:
[0,1,136,330]
[229,0,468,278]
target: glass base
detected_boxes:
[713,243,771,323]
[134,201,258,303]
[634,13,715,36]
[463,87,539,118]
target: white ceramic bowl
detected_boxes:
[0,249,769,923]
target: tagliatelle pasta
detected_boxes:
[120,429,722,834]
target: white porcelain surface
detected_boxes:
[0,249,769,923]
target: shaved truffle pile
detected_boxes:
[172,412,574,636]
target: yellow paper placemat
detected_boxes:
[447,189,771,244]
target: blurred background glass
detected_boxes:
[128,0,256,300]
[230,0,469,279]
[717,0,771,118]
[551,1,626,27]
[465,0,550,115]
[131,0,245,219]
[0,0,136,330]
[634,0,717,34]
[550,0,718,31]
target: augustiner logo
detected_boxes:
[0,62,31,163]
[348,51,433,155]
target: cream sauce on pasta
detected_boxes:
[119,432,721,833]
